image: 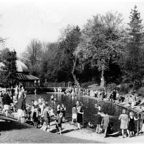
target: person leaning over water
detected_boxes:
[119,109,129,138]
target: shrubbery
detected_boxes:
[106,83,117,91]
[80,81,95,88]
[119,83,130,94]
[137,87,144,97]
[106,83,132,94]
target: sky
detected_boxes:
[0,0,144,56]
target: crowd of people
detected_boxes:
[0,85,144,138]
[91,105,144,138]
[0,85,65,135]
[107,90,143,107]
[63,86,144,138]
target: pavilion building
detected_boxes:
[0,60,39,87]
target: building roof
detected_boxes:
[17,73,39,81]
[16,60,29,73]
[26,74,39,80]
[0,60,29,73]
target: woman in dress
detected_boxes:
[119,109,129,138]
[77,102,84,129]
[128,111,138,137]
[61,103,66,121]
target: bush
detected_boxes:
[119,83,130,94]
[80,81,95,88]
[137,87,144,97]
[106,83,117,91]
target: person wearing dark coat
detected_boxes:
[2,91,13,116]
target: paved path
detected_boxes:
[1,110,144,143]
[1,116,144,143]
[50,121,144,143]
[0,120,97,143]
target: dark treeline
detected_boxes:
[19,6,144,88]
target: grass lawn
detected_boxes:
[0,120,99,143]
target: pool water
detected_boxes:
[26,93,138,132]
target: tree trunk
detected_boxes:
[100,67,105,87]
[71,55,80,87]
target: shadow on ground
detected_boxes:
[61,128,76,134]
[0,120,31,132]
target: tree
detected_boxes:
[21,39,43,76]
[40,42,59,81]
[0,48,10,62]
[55,25,81,85]
[80,12,124,85]
[123,6,144,88]
[0,49,17,87]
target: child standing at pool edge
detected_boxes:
[56,111,63,135]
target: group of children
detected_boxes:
[26,97,66,135]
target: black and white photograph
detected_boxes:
[0,0,144,143]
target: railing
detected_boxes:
[43,82,71,87]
